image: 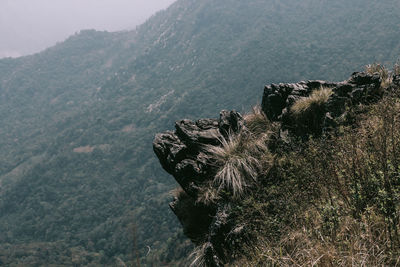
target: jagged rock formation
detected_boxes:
[262,72,383,137]
[153,111,245,197]
[154,111,244,266]
[153,72,388,266]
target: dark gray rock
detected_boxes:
[169,192,215,243]
[153,110,245,265]
[349,71,380,85]
[154,110,244,194]
[326,96,349,117]
[261,72,382,137]
[175,119,220,147]
[261,82,302,121]
[393,75,400,86]
[153,131,187,175]
[219,110,244,136]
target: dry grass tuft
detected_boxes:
[170,187,187,200]
[196,182,220,205]
[189,243,210,267]
[291,87,333,115]
[365,63,388,75]
[366,63,392,88]
[244,106,271,136]
[205,133,271,198]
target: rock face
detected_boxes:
[153,111,244,266]
[261,72,382,136]
[154,111,244,197]
[153,72,384,265]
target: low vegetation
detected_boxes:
[236,94,400,266]
[365,63,394,88]
[291,87,333,115]
[243,106,272,136]
[190,66,400,266]
[290,87,334,137]
[204,132,271,198]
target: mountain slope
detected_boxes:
[154,68,400,266]
[1,0,400,265]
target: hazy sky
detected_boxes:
[0,0,176,58]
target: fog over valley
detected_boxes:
[0,0,176,58]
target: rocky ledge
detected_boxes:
[153,71,392,266]
[262,72,383,136]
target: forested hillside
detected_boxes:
[1,0,400,265]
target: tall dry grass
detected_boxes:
[365,63,392,88]
[235,209,399,266]
[244,105,273,136]
[204,132,271,197]
[232,93,400,266]
[291,87,333,115]
[189,243,209,267]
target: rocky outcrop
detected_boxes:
[153,71,385,266]
[261,72,382,136]
[153,111,244,266]
[154,111,244,197]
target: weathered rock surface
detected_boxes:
[153,110,244,265]
[154,110,244,196]
[261,72,382,136]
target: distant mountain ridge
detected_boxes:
[1,0,400,265]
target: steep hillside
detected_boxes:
[154,67,400,266]
[1,0,400,265]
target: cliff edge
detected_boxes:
[154,67,400,266]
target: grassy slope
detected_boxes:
[232,88,400,266]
